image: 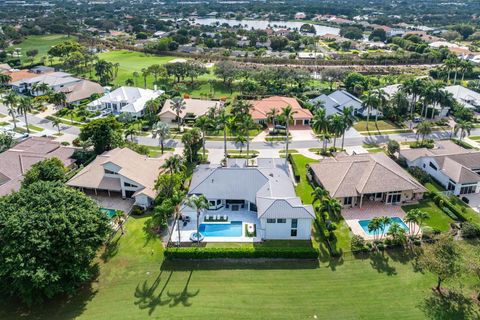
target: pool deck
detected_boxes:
[170,209,263,243]
[342,202,420,241]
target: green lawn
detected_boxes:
[353,120,403,132]
[26,124,44,132]
[290,154,318,204]
[469,136,480,141]
[0,113,6,118]
[3,214,480,319]
[9,34,76,64]
[402,200,454,232]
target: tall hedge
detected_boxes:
[164,247,319,260]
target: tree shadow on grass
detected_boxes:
[419,289,480,320]
[100,237,120,262]
[166,270,200,308]
[142,216,162,247]
[369,252,397,275]
[134,270,174,315]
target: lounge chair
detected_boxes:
[205,215,210,221]
[224,215,227,221]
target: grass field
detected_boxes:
[354,120,404,132]
[9,34,76,64]
[402,200,454,232]
[2,215,479,319]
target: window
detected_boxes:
[344,197,352,205]
[423,163,426,168]
[209,200,215,206]
[123,182,138,188]
[104,169,117,175]
[429,162,438,170]
[277,219,286,223]
[250,203,257,212]
[291,219,298,237]
[216,199,221,205]
[460,185,476,195]
[267,219,276,223]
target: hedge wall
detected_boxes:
[164,247,319,260]
[288,154,301,182]
[431,191,467,222]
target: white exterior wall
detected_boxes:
[261,218,312,240]
[135,194,152,208]
[159,111,178,127]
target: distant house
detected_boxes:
[181,158,315,241]
[250,96,313,126]
[87,86,164,117]
[67,148,170,209]
[399,140,480,196]
[309,153,426,208]
[159,98,221,127]
[60,80,105,105]
[30,65,55,74]
[295,12,306,19]
[310,90,382,118]
[0,137,76,196]
[444,85,480,111]
[10,71,81,96]
[298,52,323,59]
[0,63,11,73]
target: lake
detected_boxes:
[189,18,340,36]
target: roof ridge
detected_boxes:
[334,161,354,196]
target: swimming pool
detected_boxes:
[198,221,243,237]
[100,208,116,219]
[358,217,409,236]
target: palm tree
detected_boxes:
[266,107,279,134]
[2,91,19,129]
[311,187,329,205]
[195,115,210,160]
[387,222,406,245]
[185,194,209,245]
[141,68,149,88]
[52,117,62,135]
[362,90,378,130]
[454,120,473,140]
[151,121,170,154]
[340,107,355,150]
[162,154,184,175]
[319,197,341,220]
[373,88,388,125]
[216,108,231,160]
[240,115,256,158]
[443,56,457,83]
[49,91,67,109]
[416,121,432,143]
[311,108,330,153]
[124,127,137,142]
[0,73,11,87]
[234,134,247,154]
[281,105,297,163]
[17,96,33,134]
[368,217,382,243]
[403,78,424,127]
[460,60,473,82]
[170,97,186,131]
[329,113,344,150]
[111,210,127,235]
[32,82,50,96]
[171,191,186,246]
[405,209,429,238]
[132,71,139,86]
[379,216,392,241]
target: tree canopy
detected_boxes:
[0,181,110,304]
[22,157,66,187]
[79,116,123,154]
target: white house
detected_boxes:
[310,90,382,117]
[10,71,81,96]
[67,148,170,209]
[444,85,480,111]
[87,86,164,117]
[400,141,480,196]
[182,158,315,241]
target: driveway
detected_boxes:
[464,194,480,213]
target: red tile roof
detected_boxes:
[250,96,313,121]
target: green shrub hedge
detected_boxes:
[288,154,301,182]
[431,191,466,222]
[164,247,319,260]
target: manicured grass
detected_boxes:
[366,147,385,153]
[360,129,413,136]
[402,200,454,232]
[469,136,480,141]
[3,215,480,319]
[278,149,299,154]
[26,124,44,132]
[12,127,27,134]
[9,34,76,64]
[290,154,318,204]
[0,113,6,118]
[0,121,9,126]
[353,120,403,132]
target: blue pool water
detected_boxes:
[198,221,243,237]
[100,208,116,219]
[358,217,409,236]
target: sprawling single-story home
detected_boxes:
[158,98,221,127]
[399,140,480,196]
[250,96,313,126]
[309,90,382,118]
[87,86,164,117]
[309,153,426,208]
[10,71,81,96]
[60,79,105,105]
[0,137,76,196]
[67,148,170,208]
[182,158,315,240]
[444,85,480,111]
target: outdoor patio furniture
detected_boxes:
[185,216,191,222]
[224,215,227,221]
[205,215,210,220]
[183,220,187,227]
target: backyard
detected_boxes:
[1,215,479,319]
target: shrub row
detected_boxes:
[164,247,319,260]
[288,154,301,182]
[431,192,467,222]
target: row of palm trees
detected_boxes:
[443,55,474,84]
[310,106,355,153]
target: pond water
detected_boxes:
[190,18,340,36]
